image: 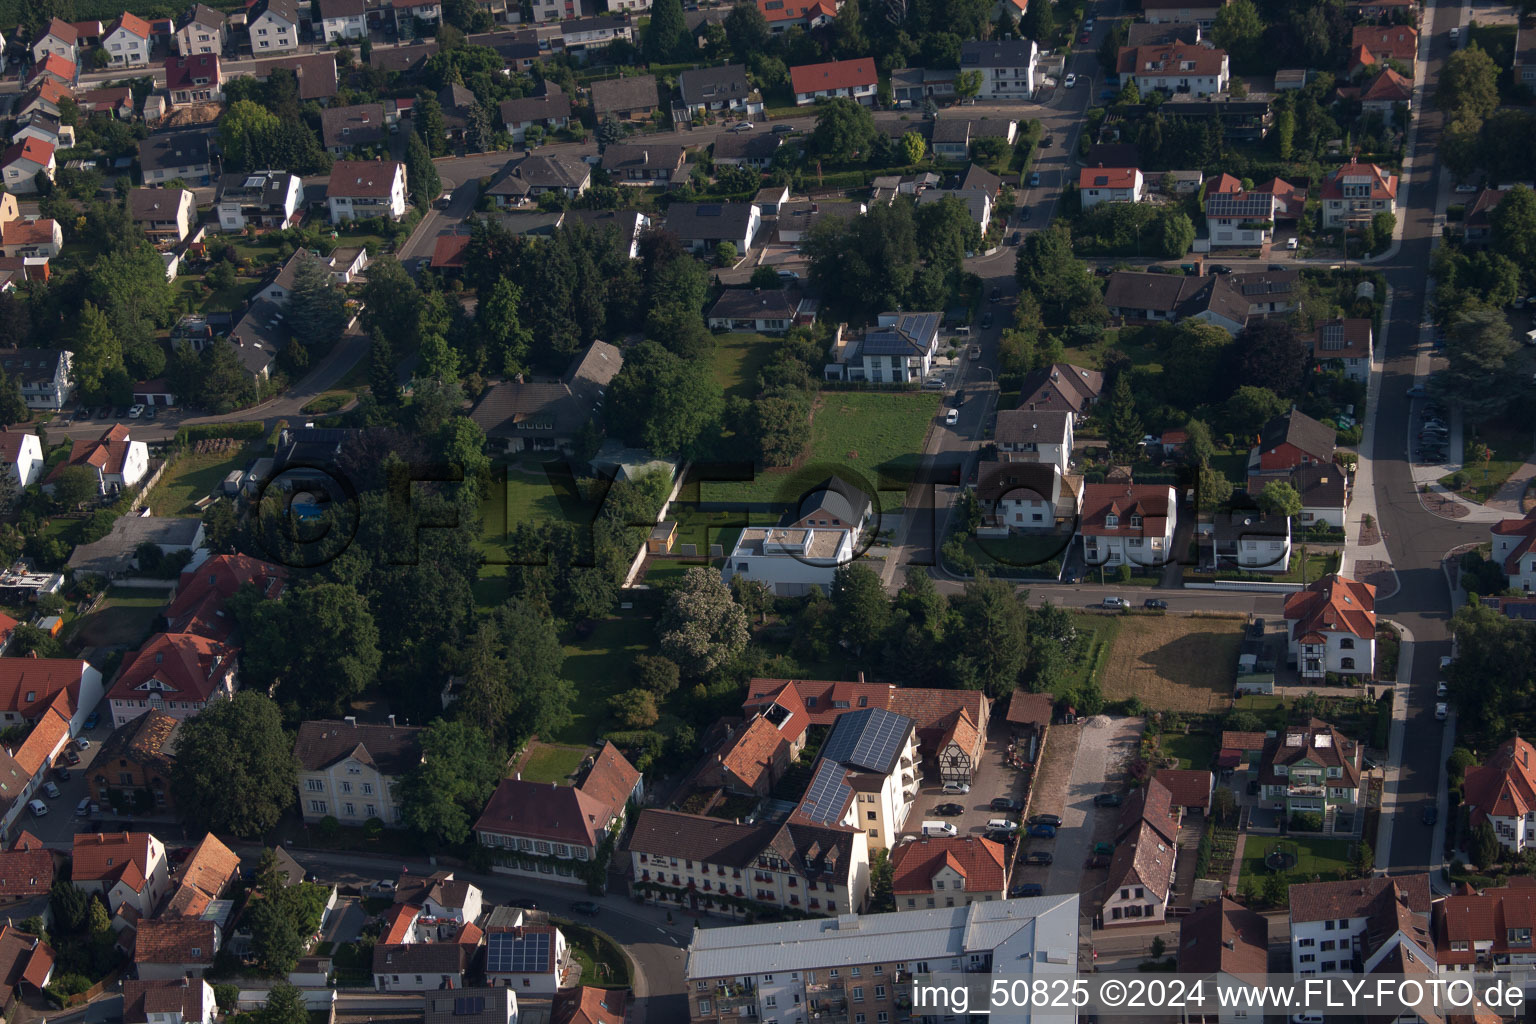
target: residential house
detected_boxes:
[0,349,70,410]
[165,54,221,105]
[1321,159,1399,230]
[626,809,870,918]
[958,39,1038,99]
[0,139,55,194]
[890,835,1006,911]
[1018,363,1104,415]
[1203,511,1292,572]
[1288,874,1432,976]
[831,311,942,384]
[473,742,642,885]
[1103,271,1249,335]
[1360,67,1412,124]
[103,12,152,66]
[1463,737,1536,853]
[1283,575,1376,680]
[0,841,54,904]
[165,833,240,917]
[1178,899,1268,1024]
[1117,43,1231,96]
[1464,187,1509,248]
[602,144,687,184]
[122,979,216,1024]
[590,74,660,121]
[721,476,874,596]
[1491,509,1536,591]
[320,104,386,155]
[138,132,213,185]
[1517,26,1536,86]
[417,874,483,927]
[930,117,1017,160]
[71,831,171,918]
[1102,777,1180,924]
[175,5,227,55]
[499,82,571,143]
[975,460,1080,534]
[294,717,424,828]
[0,926,53,1014]
[1257,717,1364,824]
[435,83,477,142]
[677,65,761,119]
[484,153,592,204]
[31,18,78,63]
[664,202,761,255]
[567,209,653,258]
[10,112,73,151]
[1351,25,1418,66]
[1291,462,1349,530]
[45,424,147,495]
[425,988,517,1024]
[706,288,816,333]
[90,709,180,814]
[1247,408,1336,490]
[246,52,339,103]
[373,943,468,992]
[1141,0,1227,26]
[15,81,71,122]
[890,66,956,104]
[130,188,196,246]
[0,220,62,259]
[775,198,864,242]
[67,516,204,578]
[106,633,237,729]
[215,170,306,231]
[915,186,993,234]
[27,54,76,89]
[165,553,286,642]
[1204,184,1277,247]
[10,694,71,800]
[327,160,408,222]
[995,409,1074,470]
[684,896,1080,1024]
[790,57,877,105]
[1078,166,1144,209]
[369,40,437,73]
[484,921,570,991]
[392,0,444,33]
[1344,0,1416,18]
[559,16,634,62]
[247,0,301,53]
[555,988,624,1024]
[692,716,794,797]
[787,707,919,853]
[0,432,44,488]
[134,918,220,980]
[755,0,839,33]
[1077,483,1177,569]
[1309,318,1373,381]
[709,131,781,170]
[1434,882,1536,994]
[470,340,622,454]
[317,0,368,40]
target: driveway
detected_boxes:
[1031,716,1140,898]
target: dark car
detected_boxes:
[1028,813,1062,827]
[1028,172,1041,187]
[980,312,993,328]
[1027,851,1054,865]
[1086,854,1111,869]
[1268,264,1287,271]
[1093,792,1123,807]
[1079,31,1090,42]
[508,898,539,909]
[772,123,794,134]
[112,407,127,418]
[1010,883,1044,897]
[84,711,99,730]
[96,406,111,419]
[1009,231,1022,245]
[1209,264,1234,274]
[1147,265,1173,274]
[53,766,70,781]
[990,287,1001,302]
[990,797,1022,812]
[63,748,81,765]
[1422,805,1438,826]
[1018,208,1030,221]
[1143,598,1168,610]
[569,900,601,916]
[933,802,965,816]
[75,405,91,420]
[1027,823,1057,839]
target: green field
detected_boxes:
[699,391,941,506]
[555,612,656,745]
[1239,835,1355,886]
[710,333,779,400]
[147,445,257,516]
[517,742,591,784]
[66,587,171,651]
[1159,731,1219,771]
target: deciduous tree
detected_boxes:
[171,692,297,837]
[398,720,504,845]
[660,567,750,677]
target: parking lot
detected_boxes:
[901,723,1031,845]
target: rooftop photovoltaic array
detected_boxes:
[821,707,911,773]
[486,930,550,974]
[799,758,853,825]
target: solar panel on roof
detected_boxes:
[800,758,852,824]
[243,175,264,188]
[454,996,486,1015]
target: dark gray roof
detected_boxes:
[959,163,1002,194]
[177,3,226,29]
[138,131,210,173]
[821,707,914,775]
[293,718,424,775]
[424,989,515,1024]
[677,64,753,107]
[561,13,629,37]
[226,300,285,377]
[976,460,1060,504]
[317,0,365,17]
[249,0,300,26]
[590,74,659,117]
[372,943,466,977]
[370,40,437,72]
[1258,409,1335,461]
[662,202,754,241]
[320,103,385,148]
[931,119,972,144]
[1102,271,1187,312]
[1213,510,1290,541]
[960,39,1036,67]
[217,170,301,207]
[1288,462,1347,507]
[0,348,66,387]
[499,82,570,125]
[467,30,540,61]
[994,409,1071,446]
[469,340,622,439]
[601,143,685,172]
[1126,22,1200,46]
[128,187,190,221]
[1228,269,1298,298]
[709,287,798,320]
[790,475,871,529]
[485,153,591,196]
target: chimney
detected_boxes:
[388,714,396,726]
[344,715,357,725]
[1222,938,1235,950]
[515,772,520,781]
[857,671,865,683]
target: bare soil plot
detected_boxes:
[1099,615,1245,712]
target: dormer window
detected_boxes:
[1130,515,1142,529]
[1105,514,1119,528]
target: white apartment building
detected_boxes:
[293,717,423,827]
[1289,875,1432,977]
[1078,484,1177,568]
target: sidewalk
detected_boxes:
[1373,630,1411,875]
[1345,281,1401,598]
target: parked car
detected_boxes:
[1064,73,1077,88]
[1028,172,1041,187]
[1010,882,1044,897]
[1454,183,1479,193]
[772,124,794,134]
[63,749,80,765]
[84,711,99,730]
[569,900,601,916]
[1435,702,1449,720]
[42,781,59,798]
[1286,237,1299,250]
[1008,231,1022,245]
[1028,813,1062,827]
[944,408,959,426]
[990,797,1022,812]
[75,736,90,750]
[981,311,993,328]
[508,898,539,909]
[1079,32,1090,42]
[1143,598,1168,610]
[53,766,70,781]
[1208,264,1233,274]
[75,797,91,817]
[26,800,45,818]
[128,404,145,418]
[1422,805,1438,826]
[942,781,970,795]
[366,879,396,894]
[990,287,1001,303]
[969,345,982,360]
[1027,851,1054,865]
[731,121,754,132]
[1027,823,1057,839]
[1093,792,1123,807]
[987,818,1020,833]
[1439,655,1454,671]
[1436,680,1449,697]
[75,405,91,420]
[1102,597,1128,610]
[1093,842,1114,855]
[933,802,965,816]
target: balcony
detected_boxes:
[715,992,759,1012]
[1289,785,1325,796]
[806,979,837,994]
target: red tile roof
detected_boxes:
[123,979,209,1023]
[29,54,75,82]
[558,986,627,1024]
[1289,874,1431,924]
[790,58,877,95]
[13,693,70,775]
[110,11,153,39]
[1351,24,1417,63]
[475,779,620,847]
[1078,483,1173,538]
[380,903,419,944]
[1153,769,1213,812]
[1362,67,1412,102]
[165,553,285,641]
[1312,317,1373,361]
[34,18,79,45]
[108,632,235,708]
[164,53,220,90]
[1321,159,1398,203]
[1465,737,1536,828]
[1117,43,1229,78]
[579,741,641,811]
[1,220,58,247]
[48,423,134,481]
[0,847,53,897]
[0,659,87,721]
[71,832,159,890]
[1078,166,1139,191]
[171,833,239,906]
[1178,898,1268,974]
[1436,883,1536,967]
[756,0,836,22]
[431,233,471,270]
[327,159,403,198]
[0,925,53,994]
[1005,688,1054,728]
[133,918,215,965]
[889,835,1006,895]
[741,678,989,761]
[717,715,789,790]
[1283,574,1375,640]
[0,138,55,171]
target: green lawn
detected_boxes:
[554,922,631,988]
[479,459,592,550]
[65,587,172,651]
[517,742,591,784]
[1239,835,1356,886]
[710,333,779,400]
[146,445,257,516]
[1208,451,1249,485]
[175,273,260,315]
[1063,326,1165,375]
[1053,612,1120,699]
[1439,421,1533,505]
[699,391,941,507]
[556,612,656,745]
[1159,731,1219,771]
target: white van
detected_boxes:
[26,799,46,818]
[921,821,959,837]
